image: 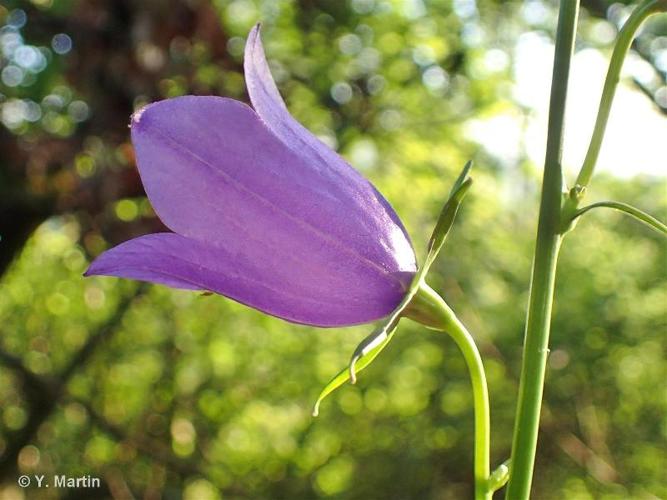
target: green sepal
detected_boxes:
[312,324,397,417]
[423,161,473,273]
[571,200,667,236]
[349,319,400,384]
[449,159,473,197]
[313,276,423,416]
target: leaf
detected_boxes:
[572,200,667,236]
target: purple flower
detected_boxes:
[85,25,416,327]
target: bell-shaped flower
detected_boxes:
[85,24,417,327]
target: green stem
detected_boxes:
[408,283,491,500]
[505,0,579,498]
[575,0,667,189]
[572,200,667,235]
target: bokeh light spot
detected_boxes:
[51,33,72,54]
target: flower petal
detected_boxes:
[244,25,360,181]
[129,96,415,326]
[86,233,410,326]
[243,24,415,265]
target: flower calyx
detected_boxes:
[312,161,474,416]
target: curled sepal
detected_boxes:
[571,200,667,236]
[312,246,420,416]
[311,288,412,416]
[349,316,401,384]
[312,324,398,417]
[423,161,473,274]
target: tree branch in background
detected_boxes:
[0,0,242,279]
[69,396,198,476]
[0,285,146,478]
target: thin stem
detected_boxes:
[505,0,579,498]
[572,200,667,235]
[575,0,667,188]
[408,283,491,500]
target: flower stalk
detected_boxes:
[407,283,491,500]
[504,0,579,498]
[506,1,667,497]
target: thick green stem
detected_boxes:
[408,283,491,500]
[505,0,579,498]
[575,0,667,189]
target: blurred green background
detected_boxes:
[0,0,665,499]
